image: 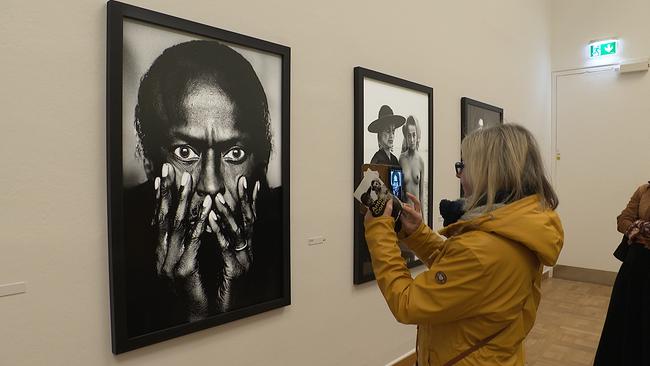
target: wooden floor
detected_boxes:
[525,278,613,366]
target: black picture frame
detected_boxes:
[353,67,433,284]
[460,97,503,141]
[107,1,290,354]
[459,97,503,195]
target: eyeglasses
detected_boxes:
[454,161,464,175]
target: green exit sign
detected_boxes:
[589,40,618,58]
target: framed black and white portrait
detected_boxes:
[460,97,503,140]
[353,67,433,284]
[107,1,290,353]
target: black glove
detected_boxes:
[439,199,465,227]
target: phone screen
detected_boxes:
[389,168,404,201]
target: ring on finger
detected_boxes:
[234,241,248,251]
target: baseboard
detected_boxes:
[552,265,617,286]
[387,349,416,366]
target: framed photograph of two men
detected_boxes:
[353,67,433,284]
[107,1,290,353]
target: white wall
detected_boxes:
[551,0,650,71]
[550,0,650,271]
[0,0,551,365]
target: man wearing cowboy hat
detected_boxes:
[368,105,406,166]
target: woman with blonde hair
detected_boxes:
[365,124,563,365]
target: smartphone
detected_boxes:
[389,167,405,201]
[388,168,404,231]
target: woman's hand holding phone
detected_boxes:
[399,193,424,237]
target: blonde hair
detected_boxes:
[461,124,558,211]
[401,116,421,153]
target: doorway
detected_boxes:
[553,65,650,272]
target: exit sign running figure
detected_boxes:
[589,40,618,58]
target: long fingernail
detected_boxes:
[161,164,169,178]
[154,177,160,190]
[216,193,226,205]
[242,176,248,190]
[209,210,217,222]
[203,195,211,208]
[181,172,190,187]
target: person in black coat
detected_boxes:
[594,182,650,365]
[368,105,405,166]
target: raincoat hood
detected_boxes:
[440,195,563,266]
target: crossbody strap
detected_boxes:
[442,326,507,366]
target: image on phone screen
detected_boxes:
[389,168,404,201]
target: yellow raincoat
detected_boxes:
[364,195,563,366]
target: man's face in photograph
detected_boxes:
[378,125,395,151]
[371,180,382,193]
[136,41,272,228]
[161,78,258,224]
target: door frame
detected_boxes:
[550,63,619,188]
[548,63,619,277]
